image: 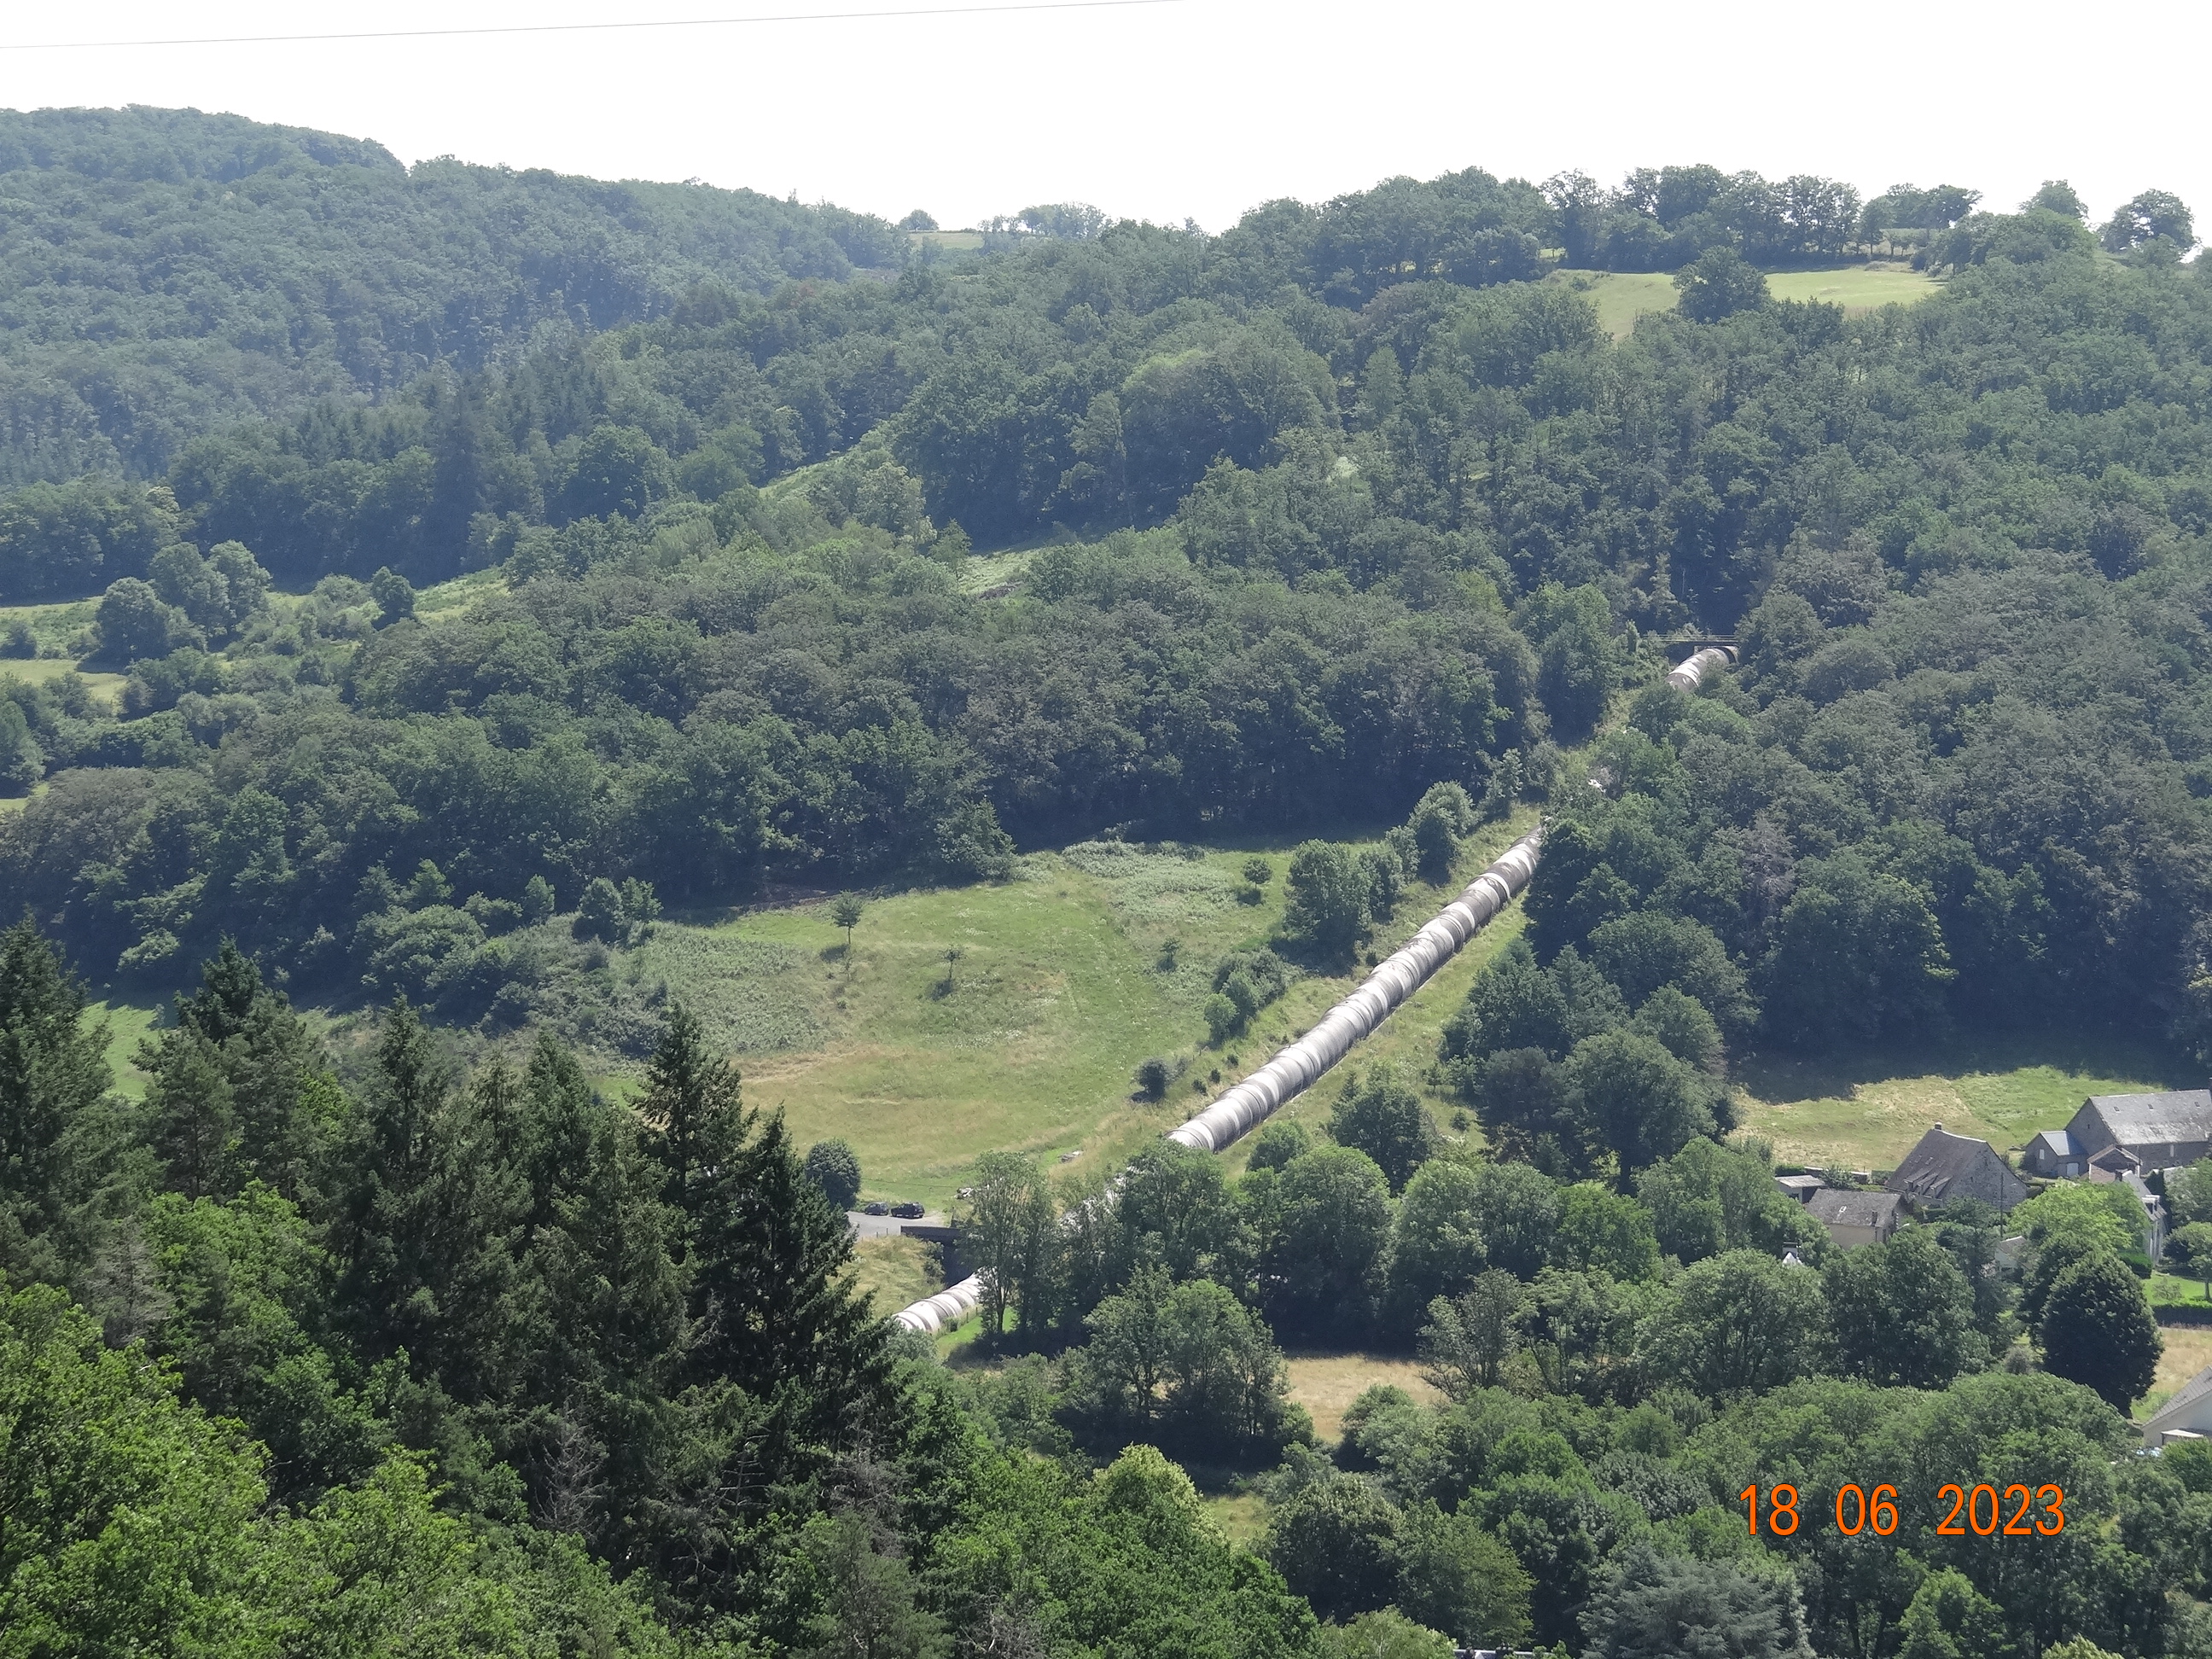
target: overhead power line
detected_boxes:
[0,0,1180,52]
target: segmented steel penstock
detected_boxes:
[888,644,1738,1333]
[1159,827,1541,1155]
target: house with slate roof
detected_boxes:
[2025,1090,2212,1179]
[1807,1189,1901,1249]
[1884,1125,2027,1211]
[2143,1364,2212,1448]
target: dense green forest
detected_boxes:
[7,104,2212,1656]
[0,106,903,489]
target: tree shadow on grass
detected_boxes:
[1735,1022,2200,1105]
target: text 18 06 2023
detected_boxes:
[1738,1484,2065,1537]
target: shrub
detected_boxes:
[620,877,662,931]
[1204,994,1240,1044]
[575,877,626,943]
[935,799,1016,881]
[803,1139,863,1210]
[369,566,415,626]
[1407,781,1476,881]
[1329,1065,1435,1193]
[1359,846,1403,921]
[1214,947,1291,1012]
[1135,1057,1172,1100]
[521,875,556,924]
[1249,1118,1311,1173]
[1241,855,1272,884]
[1283,841,1369,965]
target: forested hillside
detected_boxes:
[0,106,901,486]
[3,125,2209,1064]
[7,108,2212,1657]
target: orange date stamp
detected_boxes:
[1738,1483,2065,1536]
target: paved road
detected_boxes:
[847,1210,949,1237]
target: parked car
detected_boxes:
[890,1201,926,1219]
[862,1201,888,1216]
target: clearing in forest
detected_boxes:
[1282,1352,1447,1444]
[1553,263,1939,338]
[1734,1034,2197,1173]
[643,812,1539,1211]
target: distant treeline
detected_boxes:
[0,106,902,488]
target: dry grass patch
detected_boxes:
[1284,1353,1446,1443]
[850,1235,941,1318]
[2144,1324,2212,1419]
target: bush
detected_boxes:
[1249,1118,1310,1173]
[803,1139,863,1211]
[1204,993,1240,1044]
[369,566,415,626]
[935,798,1016,881]
[1135,1057,1173,1100]
[2,620,34,658]
[521,875,556,924]
[1283,841,1370,965]
[1407,782,1476,882]
[575,877,626,943]
[620,877,662,930]
[94,578,195,664]
[1674,247,1770,323]
[1329,1065,1435,1193]
[1214,947,1292,1014]
[1359,846,1403,922]
[1241,855,1272,884]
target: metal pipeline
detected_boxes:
[890,645,1736,1333]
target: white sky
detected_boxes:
[1,0,2205,239]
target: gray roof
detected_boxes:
[2030,1128,2077,1156]
[1885,1126,2028,1208]
[1807,1189,1901,1230]
[2077,1091,2212,1152]
[2145,1364,2212,1441]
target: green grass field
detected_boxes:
[957,548,1039,594]
[1550,263,1939,339]
[908,230,984,253]
[617,812,1537,1212]
[89,998,162,1097]
[1767,265,1941,309]
[1735,1033,2194,1173]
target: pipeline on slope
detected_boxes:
[890,644,1738,1333]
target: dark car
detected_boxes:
[890,1201,926,1219]
[862,1201,888,1216]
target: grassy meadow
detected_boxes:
[613,810,1539,1213]
[1551,262,1939,338]
[1734,1033,2195,1173]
